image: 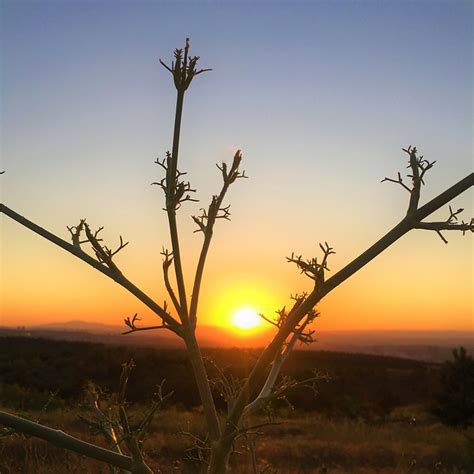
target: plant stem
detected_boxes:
[0,411,133,471]
[183,327,222,441]
[190,181,231,325]
[167,90,189,321]
[166,81,221,442]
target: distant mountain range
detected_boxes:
[33,320,129,333]
[1,320,472,362]
[7,319,275,348]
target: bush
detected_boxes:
[432,346,474,428]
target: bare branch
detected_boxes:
[206,358,243,415]
[68,219,131,277]
[82,222,128,275]
[136,381,174,442]
[0,411,132,471]
[156,39,222,442]
[416,220,473,232]
[189,150,246,326]
[258,312,280,328]
[122,313,170,335]
[287,242,335,288]
[81,373,173,473]
[0,204,182,335]
[180,429,211,464]
[383,149,473,243]
[383,146,437,216]
[414,207,473,243]
[67,219,90,248]
[115,364,152,473]
[234,421,282,440]
[381,172,412,193]
[160,248,181,314]
[244,312,316,416]
[122,325,168,335]
[154,152,198,212]
[159,38,211,92]
[81,381,127,466]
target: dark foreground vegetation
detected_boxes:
[1,337,473,472]
[0,337,441,415]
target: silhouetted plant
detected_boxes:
[0,39,473,473]
[432,346,474,428]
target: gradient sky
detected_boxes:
[1,1,472,335]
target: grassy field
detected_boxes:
[1,405,473,473]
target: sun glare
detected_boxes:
[231,307,261,330]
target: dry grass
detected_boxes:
[247,413,473,473]
[0,406,472,473]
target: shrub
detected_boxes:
[432,346,474,428]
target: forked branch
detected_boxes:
[382,148,473,244]
[66,218,128,275]
[122,313,170,335]
[414,206,474,243]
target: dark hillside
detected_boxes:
[0,337,440,417]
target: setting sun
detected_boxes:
[231,307,261,330]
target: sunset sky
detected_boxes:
[1,1,472,337]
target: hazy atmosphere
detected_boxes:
[1,1,472,336]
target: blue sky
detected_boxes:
[1,1,472,331]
